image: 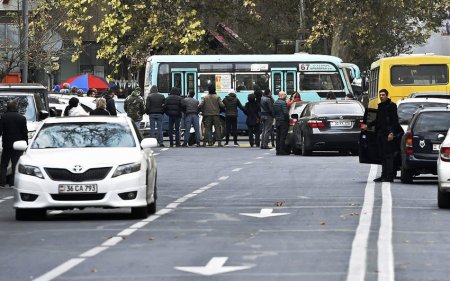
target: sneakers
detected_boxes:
[233,143,239,147]
[224,143,230,147]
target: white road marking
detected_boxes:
[378,182,394,281]
[346,164,377,281]
[256,157,264,159]
[244,162,253,165]
[175,257,253,276]
[240,208,290,218]
[117,228,138,237]
[161,148,169,151]
[33,258,85,281]
[80,247,108,258]
[232,168,242,172]
[218,176,229,181]
[2,196,13,200]
[32,180,224,281]
[153,153,160,156]
[0,200,4,203]
[102,236,123,247]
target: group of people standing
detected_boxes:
[136,84,300,156]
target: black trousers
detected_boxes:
[275,121,289,155]
[0,147,23,186]
[225,116,238,144]
[377,133,395,180]
[247,124,260,147]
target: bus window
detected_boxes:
[173,73,182,89]
[186,73,195,93]
[199,74,216,92]
[300,73,344,91]
[286,72,295,94]
[391,65,449,85]
[273,73,282,92]
[235,73,269,92]
[157,64,170,93]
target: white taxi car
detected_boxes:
[13,116,158,220]
[438,128,450,208]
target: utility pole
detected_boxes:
[21,0,29,83]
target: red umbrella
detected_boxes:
[60,74,110,92]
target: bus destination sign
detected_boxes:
[251,64,269,71]
[299,63,336,72]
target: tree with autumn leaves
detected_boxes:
[0,0,447,80]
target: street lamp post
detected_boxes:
[21,0,29,83]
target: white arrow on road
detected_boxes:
[175,257,252,276]
[240,208,290,218]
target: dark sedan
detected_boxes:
[291,100,365,155]
[400,106,450,183]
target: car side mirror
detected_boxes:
[141,138,158,149]
[39,110,49,120]
[438,134,445,141]
[49,107,58,117]
[13,140,28,151]
[291,114,299,120]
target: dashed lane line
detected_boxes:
[218,176,229,181]
[232,168,243,172]
[32,180,223,281]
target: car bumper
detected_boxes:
[403,156,437,173]
[13,173,152,209]
[309,131,360,150]
[438,162,450,191]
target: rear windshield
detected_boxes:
[398,102,449,124]
[311,103,363,116]
[413,112,450,133]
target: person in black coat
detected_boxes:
[223,89,245,146]
[374,89,403,182]
[244,93,260,148]
[104,90,117,116]
[0,100,28,187]
[165,87,183,147]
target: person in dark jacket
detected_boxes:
[104,90,117,116]
[273,91,290,155]
[199,84,225,147]
[260,89,274,149]
[373,89,403,182]
[89,98,110,116]
[0,100,28,187]
[182,90,200,147]
[244,93,260,148]
[145,85,165,147]
[223,89,245,146]
[165,87,183,147]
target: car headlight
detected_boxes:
[18,164,44,179]
[112,162,141,178]
[28,131,36,139]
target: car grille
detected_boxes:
[44,167,112,182]
[50,194,106,201]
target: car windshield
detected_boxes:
[414,112,450,133]
[398,102,449,124]
[0,95,36,121]
[312,103,363,116]
[31,122,136,149]
[115,100,125,113]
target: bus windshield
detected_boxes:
[391,65,448,85]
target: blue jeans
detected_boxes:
[184,113,200,145]
[168,115,181,146]
[149,113,163,145]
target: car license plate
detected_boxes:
[58,184,98,193]
[433,144,440,151]
[330,121,352,127]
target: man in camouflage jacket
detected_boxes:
[124,87,145,128]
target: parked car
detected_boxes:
[291,100,365,156]
[397,98,450,131]
[0,83,55,116]
[408,92,450,99]
[400,106,450,183]
[286,101,309,154]
[437,129,450,208]
[13,116,158,220]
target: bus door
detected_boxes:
[171,68,197,97]
[271,68,297,95]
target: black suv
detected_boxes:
[400,106,450,183]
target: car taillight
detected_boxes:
[358,120,365,128]
[405,131,413,155]
[290,118,296,126]
[440,147,450,162]
[308,120,325,128]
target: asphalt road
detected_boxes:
[0,146,448,281]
